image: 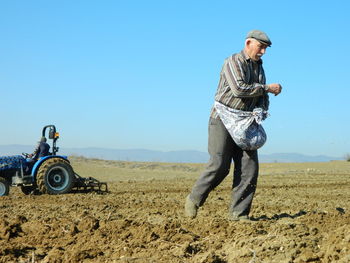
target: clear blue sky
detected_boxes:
[0,0,349,158]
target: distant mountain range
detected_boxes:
[0,144,343,163]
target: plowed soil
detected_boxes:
[1,157,349,262]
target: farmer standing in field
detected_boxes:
[185,30,282,221]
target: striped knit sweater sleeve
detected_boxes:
[210,51,269,118]
[222,53,268,97]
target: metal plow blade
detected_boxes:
[73,173,108,194]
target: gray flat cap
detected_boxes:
[246,30,272,46]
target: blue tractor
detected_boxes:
[0,125,107,196]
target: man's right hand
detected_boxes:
[266,83,282,96]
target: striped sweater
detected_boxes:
[210,50,269,119]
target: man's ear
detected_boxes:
[245,39,251,47]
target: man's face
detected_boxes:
[246,39,268,61]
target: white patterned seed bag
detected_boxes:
[214,101,268,151]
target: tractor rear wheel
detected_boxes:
[36,158,75,194]
[0,177,10,196]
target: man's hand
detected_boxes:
[266,83,282,96]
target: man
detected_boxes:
[30,136,50,160]
[185,30,282,221]
[25,137,50,174]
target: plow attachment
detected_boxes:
[73,173,108,194]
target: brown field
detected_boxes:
[1,157,350,262]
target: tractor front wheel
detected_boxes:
[37,158,75,195]
[0,177,10,196]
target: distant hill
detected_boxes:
[0,144,342,163]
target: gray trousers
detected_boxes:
[189,117,259,216]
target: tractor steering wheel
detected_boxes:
[22,153,31,158]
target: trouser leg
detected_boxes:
[230,149,259,216]
[189,117,234,206]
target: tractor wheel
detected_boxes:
[36,158,75,195]
[0,177,10,196]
